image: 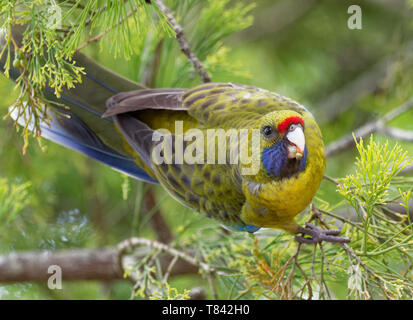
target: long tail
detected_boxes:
[0,26,157,184]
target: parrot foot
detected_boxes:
[295,223,350,244]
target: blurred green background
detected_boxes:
[0,0,412,299]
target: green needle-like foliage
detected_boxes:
[0,0,171,145]
[0,178,31,226]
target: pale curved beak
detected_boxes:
[286,126,305,160]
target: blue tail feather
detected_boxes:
[11,106,158,184]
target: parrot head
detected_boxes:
[258,110,307,179]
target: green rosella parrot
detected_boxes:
[0,28,349,244]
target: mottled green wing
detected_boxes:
[106,86,249,228]
[152,145,247,228]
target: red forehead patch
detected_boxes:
[277,116,304,133]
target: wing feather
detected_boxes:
[103,89,187,117]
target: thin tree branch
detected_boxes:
[377,126,413,143]
[0,244,200,284]
[0,249,121,283]
[152,0,211,83]
[325,96,413,158]
[118,237,227,276]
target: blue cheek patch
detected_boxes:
[262,142,287,177]
[262,142,308,177]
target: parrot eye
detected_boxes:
[288,123,302,132]
[262,126,274,137]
